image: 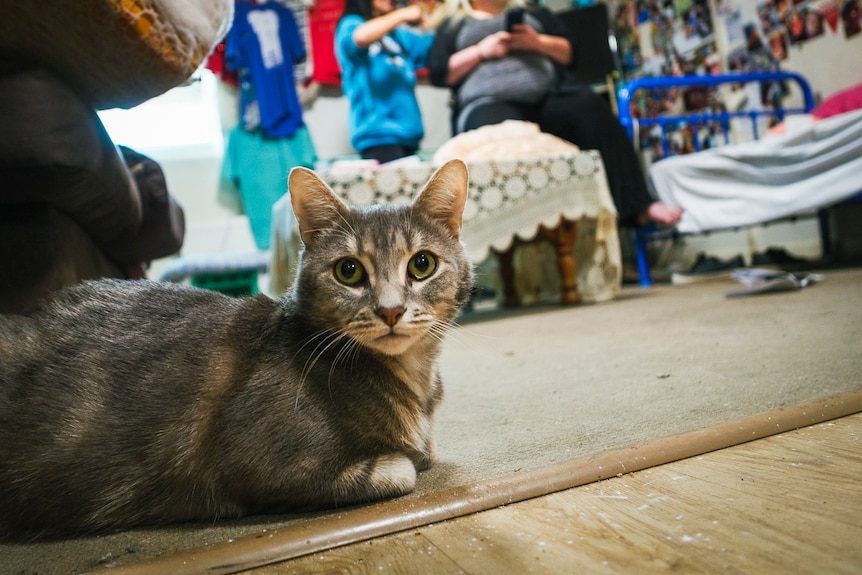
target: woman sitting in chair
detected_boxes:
[427,0,682,227]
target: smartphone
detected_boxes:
[505,7,524,32]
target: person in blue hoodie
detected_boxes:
[336,0,434,163]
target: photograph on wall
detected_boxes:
[768,27,790,58]
[842,0,862,37]
[801,6,826,37]
[785,6,808,41]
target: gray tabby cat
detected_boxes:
[0,159,473,538]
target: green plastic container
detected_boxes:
[190,270,259,297]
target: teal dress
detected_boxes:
[221,125,317,250]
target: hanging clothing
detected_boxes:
[281,0,313,86]
[308,0,345,86]
[226,1,307,138]
[221,125,318,250]
[335,14,433,154]
[205,42,239,88]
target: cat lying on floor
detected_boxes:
[0,159,474,538]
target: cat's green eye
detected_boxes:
[408,251,437,280]
[334,258,366,286]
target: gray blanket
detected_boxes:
[649,108,862,233]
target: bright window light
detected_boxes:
[98,69,224,158]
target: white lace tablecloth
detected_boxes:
[270,152,621,303]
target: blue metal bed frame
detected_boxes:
[616,71,825,287]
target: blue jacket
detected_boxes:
[227,1,306,138]
[335,15,433,153]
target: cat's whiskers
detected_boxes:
[427,318,484,351]
[295,329,350,410]
[425,319,458,346]
[326,225,357,243]
[327,334,365,401]
[299,226,355,245]
[333,210,359,241]
[443,318,498,343]
[305,331,355,406]
[294,327,338,362]
[300,329,347,373]
[346,325,398,356]
[425,318,450,336]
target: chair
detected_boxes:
[556,3,620,115]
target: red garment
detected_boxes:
[206,42,239,88]
[308,0,344,86]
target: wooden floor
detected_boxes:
[249,412,862,574]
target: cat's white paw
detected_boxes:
[369,453,417,498]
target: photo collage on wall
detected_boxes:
[611,0,719,80]
[610,0,728,159]
[610,0,859,160]
[754,0,858,62]
[724,13,788,112]
[723,0,855,124]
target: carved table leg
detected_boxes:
[494,246,520,307]
[540,219,580,305]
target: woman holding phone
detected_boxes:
[427,0,683,227]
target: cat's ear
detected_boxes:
[289,167,349,245]
[414,159,469,238]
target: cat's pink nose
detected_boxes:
[377,307,405,327]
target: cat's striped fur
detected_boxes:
[0,160,473,538]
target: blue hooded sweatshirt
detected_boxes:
[335,15,433,153]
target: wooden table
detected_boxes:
[270,152,621,305]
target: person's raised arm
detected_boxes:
[352,5,426,48]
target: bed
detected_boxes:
[616,72,862,287]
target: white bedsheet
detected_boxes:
[649,108,862,234]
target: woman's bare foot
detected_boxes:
[638,202,683,226]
